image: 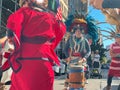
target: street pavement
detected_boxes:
[3,69,120,90]
[54,69,120,90]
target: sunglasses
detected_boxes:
[73,27,84,31]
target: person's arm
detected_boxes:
[109,49,120,58]
[83,39,91,60]
[51,18,66,49]
[109,44,120,58]
[80,39,91,63]
[110,49,115,58]
[0,36,7,44]
[63,38,71,63]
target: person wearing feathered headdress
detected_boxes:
[5,0,66,90]
[63,12,100,89]
[63,17,91,89]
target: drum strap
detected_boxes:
[69,82,84,84]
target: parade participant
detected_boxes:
[5,0,66,90]
[106,33,120,90]
[64,19,91,89]
[0,38,14,90]
[93,50,100,68]
[91,51,94,64]
[63,10,100,89]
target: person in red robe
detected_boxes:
[5,0,66,90]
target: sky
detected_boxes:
[88,6,115,48]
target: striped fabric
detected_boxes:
[56,5,62,20]
[56,0,62,20]
[109,42,120,77]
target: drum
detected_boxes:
[69,65,85,89]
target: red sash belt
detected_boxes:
[21,35,54,44]
[72,52,81,57]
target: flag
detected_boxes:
[48,0,62,20]
[56,0,62,20]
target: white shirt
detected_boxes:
[94,54,100,62]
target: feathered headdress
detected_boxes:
[65,12,87,33]
[65,12,99,44]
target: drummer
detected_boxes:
[64,23,91,88]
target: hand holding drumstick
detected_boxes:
[78,58,87,66]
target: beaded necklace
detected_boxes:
[73,36,83,52]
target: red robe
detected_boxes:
[6,7,66,90]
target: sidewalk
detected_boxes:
[54,76,120,90]
[85,78,119,90]
[3,76,120,90]
[100,78,119,90]
[85,79,101,90]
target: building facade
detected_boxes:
[60,0,69,21]
[68,0,88,15]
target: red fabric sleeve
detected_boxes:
[52,21,66,49]
[6,9,24,40]
[6,14,15,32]
[48,14,66,65]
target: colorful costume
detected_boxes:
[63,10,100,89]
[64,16,91,60]
[6,6,66,90]
[65,35,91,60]
[64,16,91,90]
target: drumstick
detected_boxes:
[0,81,11,86]
[5,81,11,85]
